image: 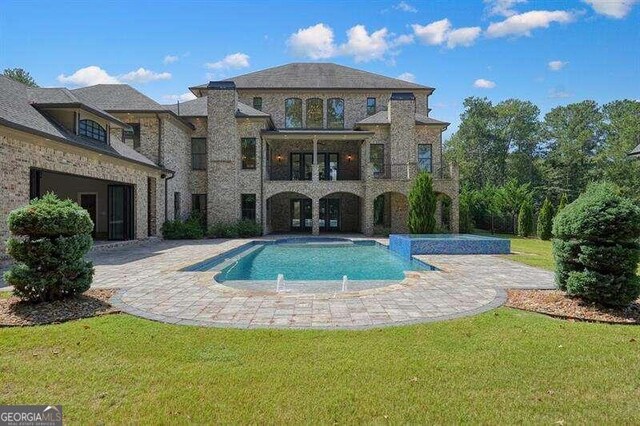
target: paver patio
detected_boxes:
[42,237,555,329]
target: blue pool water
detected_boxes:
[216,241,433,282]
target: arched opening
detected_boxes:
[266,191,312,234]
[320,191,362,233]
[373,191,409,235]
[436,193,453,232]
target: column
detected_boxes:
[435,197,443,230]
[312,136,318,165]
[362,194,374,236]
[450,196,460,234]
[312,198,320,236]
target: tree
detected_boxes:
[3,194,94,302]
[553,182,640,306]
[407,172,437,233]
[2,68,38,87]
[537,198,553,240]
[557,193,568,211]
[517,200,534,237]
[495,179,533,233]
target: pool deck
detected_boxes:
[1,236,555,329]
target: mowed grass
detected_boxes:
[2,310,640,424]
[473,229,555,270]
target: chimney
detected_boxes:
[388,92,416,169]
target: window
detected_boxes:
[174,192,181,220]
[370,144,385,177]
[241,194,256,222]
[253,97,262,111]
[191,138,207,170]
[241,138,256,169]
[192,194,207,226]
[306,98,323,128]
[366,97,376,116]
[79,119,106,142]
[285,98,302,128]
[418,144,432,173]
[327,98,344,129]
[290,153,313,180]
[123,123,140,150]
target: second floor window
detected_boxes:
[79,119,106,143]
[241,138,256,169]
[285,98,302,128]
[327,98,344,129]
[367,97,376,116]
[253,97,262,111]
[306,98,323,128]
[418,143,432,173]
[370,144,385,177]
[191,138,207,170]
[123,123,140,150]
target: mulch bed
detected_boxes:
[506,289,640,324]
[0,289,119,327]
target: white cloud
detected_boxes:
[119,68,171,83]
[474,78,496,88]
[583,0,639,18]
[548,60,568,71]
[548,87,572,98]
[484,0,527,17]
[162,92,197,103]
[446,27,482,48]
[412,19,480,48]
[339,25,389,62]
[391,34,415,46]
[205,53,250,70]
[397,72,416,82]
[287,23,336,59]
[163,55,179,65]
[394,1,417,12]
[412,19,452,45]
[486,10,574,38]
[57,66,171,87]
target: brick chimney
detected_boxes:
[388,92,416,172]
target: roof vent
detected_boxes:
[390,92,415,101]
[207,81,236,90]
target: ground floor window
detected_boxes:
[174,192,181,220]
[241,194,256,221]
[192,194,207,226]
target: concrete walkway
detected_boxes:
[77,238,555,329]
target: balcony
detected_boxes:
[368,161,458,181]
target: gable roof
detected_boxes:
[164,96,270,119]
[0,76,159,169]
[72,84,166,112]
[355,110,449,127]
[190,62,433,94]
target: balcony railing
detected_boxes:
[370,161,458,180]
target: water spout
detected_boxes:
[276,274,285,292]
[342,275,348,292]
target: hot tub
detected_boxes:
[389,234,511,257]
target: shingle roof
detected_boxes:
[355,110,449,127]
[164,97,270,119]
[72,84,166,112]
[0,76,158,168]
[190,62,433,92]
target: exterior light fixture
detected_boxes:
[276,155,283,163]
[347,155,352,162]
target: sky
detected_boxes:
[1,0,639,136]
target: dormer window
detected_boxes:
[79,119,106,143]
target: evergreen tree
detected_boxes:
[2,68,38,87]
[557,193,568,212]
[537,198,554,240]
[407,172,437,233]
[517,200,534,237]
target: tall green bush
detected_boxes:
[537,198,554,240]
[552,182,640,306]
[407,172,437,233]
[459,197,473,233]
[4,193,94,302]
[557,193,568,212]
[517,200,534,237]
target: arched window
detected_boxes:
[284,98,302,128]
[79,119,106,142]
[306,98,323,128]
[327,98,344,129]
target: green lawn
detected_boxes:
[474,230,555,270]
[2,311,640,424]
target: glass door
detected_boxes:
[327,199,340,231]
[108,185,134,240]
[290,199,312,232]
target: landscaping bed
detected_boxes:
[0,289,118,327]
[506,289,640,324]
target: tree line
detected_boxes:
[446,97,640,235]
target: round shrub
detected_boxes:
[3,193,94,302]
[552,182,640,306]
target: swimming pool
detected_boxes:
[183,238,434,288]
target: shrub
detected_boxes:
[536,198,554,240]
[408,172,437,233]
[235,220,262,237]
[161,218,205,239]
[208,220,261,238]
[517,200,534,237]
[4,193,94,302]
[459,195,474,234]
[552,182,640,306]
[557,193,568,212]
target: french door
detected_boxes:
[320,199,340,231]
[290,199,312,232]
[108,185,134,240]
